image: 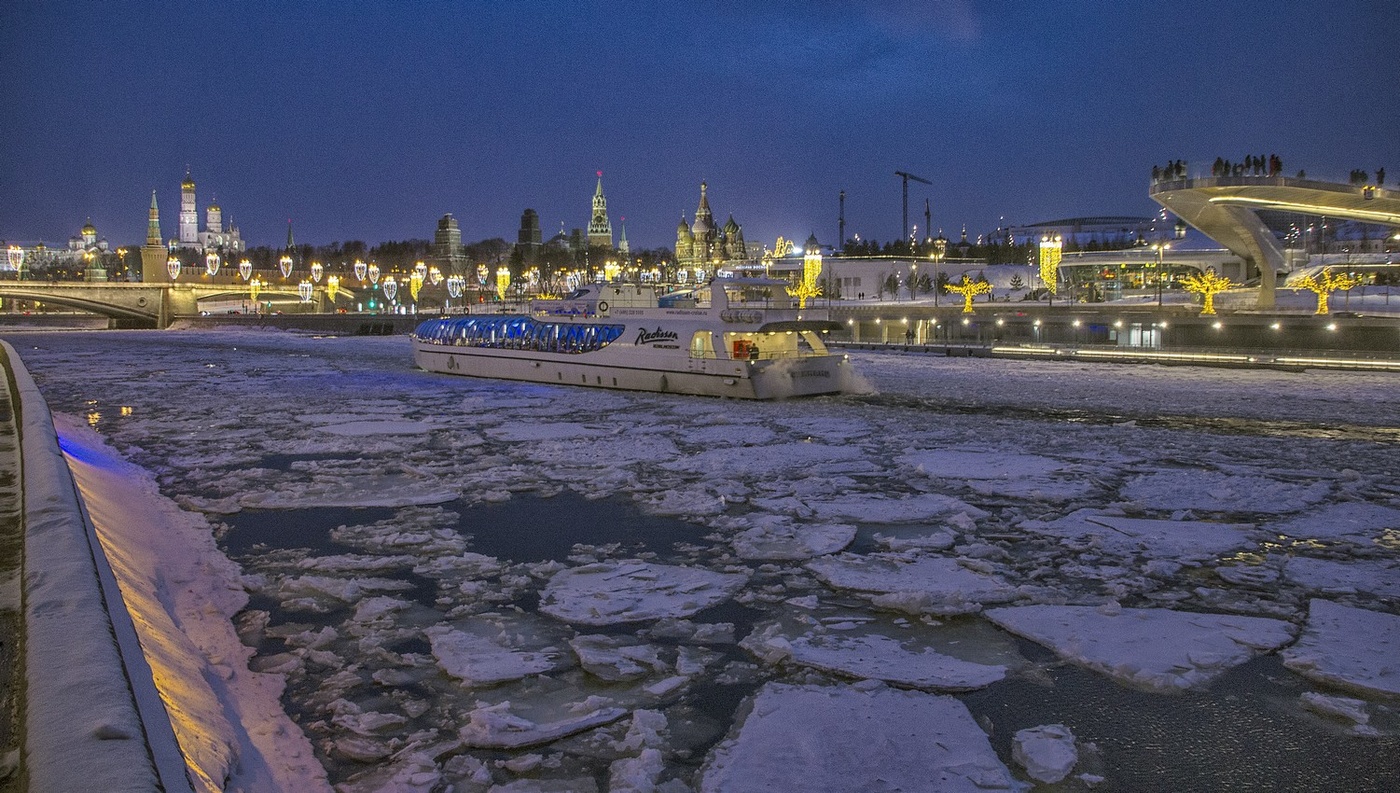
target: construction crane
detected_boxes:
[894,170,931,243]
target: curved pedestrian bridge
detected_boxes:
[1149,176,1400,308]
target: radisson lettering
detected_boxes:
[635,327,680,345]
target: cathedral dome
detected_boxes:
[82,219,97,235]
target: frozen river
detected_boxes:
[7,328,1400,792]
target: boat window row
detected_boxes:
[413,316,625,354]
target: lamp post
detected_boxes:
[1151,242,1170,307]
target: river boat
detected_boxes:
[411,278,856,399]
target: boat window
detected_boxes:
[411,317,626,355]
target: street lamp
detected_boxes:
[1151,242,1170,307]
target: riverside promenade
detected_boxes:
[0,341,190,793]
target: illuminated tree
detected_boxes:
[945,275,992,313]
[495,266,510,301]
[1292,268,1365,314]
[1038,234,1062,294]
[327,275,341,302]
[410,271,424,302]
[1179,269,1233,315]
[787,241,823,308]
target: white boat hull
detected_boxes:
[412,342,853,399]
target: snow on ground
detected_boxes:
[1282,599,1400,696]
[984,605,1296,691]
[699,683,1021,792]
[9,328,1400,790]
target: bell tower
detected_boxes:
[179,167,198,248]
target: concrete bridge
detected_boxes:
[1150,176,1400,309]
[0,282,355,328]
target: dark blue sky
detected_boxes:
[3,0,1397,251]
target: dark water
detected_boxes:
[220,505,399,555]
[963,651,1400,792]
[218,485,1400,791]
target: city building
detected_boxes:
[432,213,467,273]
[587,173,613,249]
[174,167,245,253]
[675,182,748,270]
[67,218,110,256]
[517,209,542,264]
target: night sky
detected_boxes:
[3,1,1397,252]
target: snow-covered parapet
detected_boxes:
[699,683,1021,792]
[1282,599,1400,696]
[6,342,168,792]
[538,561,748,626]
[985,604,1296,692]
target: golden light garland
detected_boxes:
[1038,235,1062,294]
[1179,269,1233,315]
[1292,268,1365,315]
[495,266,510,301]
[945,275,992,313]
[788,243,823,308]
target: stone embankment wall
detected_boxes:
[0,340,188,792]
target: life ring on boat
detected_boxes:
[598,301,609,313]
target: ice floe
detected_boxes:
[729,515,855,560]
[985,605,1296,691]
[1284,556,1400,598]
[1282,599,1400,696]
[807,554,1016,615]
[1121,470,1331,514]
[569,635,668,682]
[699,683,1020,792]
[1268,501,1400,542]
[743,627,1007,691]
[808,493,988,523]
[427,626,563,686]
[1012,723,1078,784]
[458,700,630,750]
[1021,509,1255,560]
[538,561,748,625]
[900,448,1066,479]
